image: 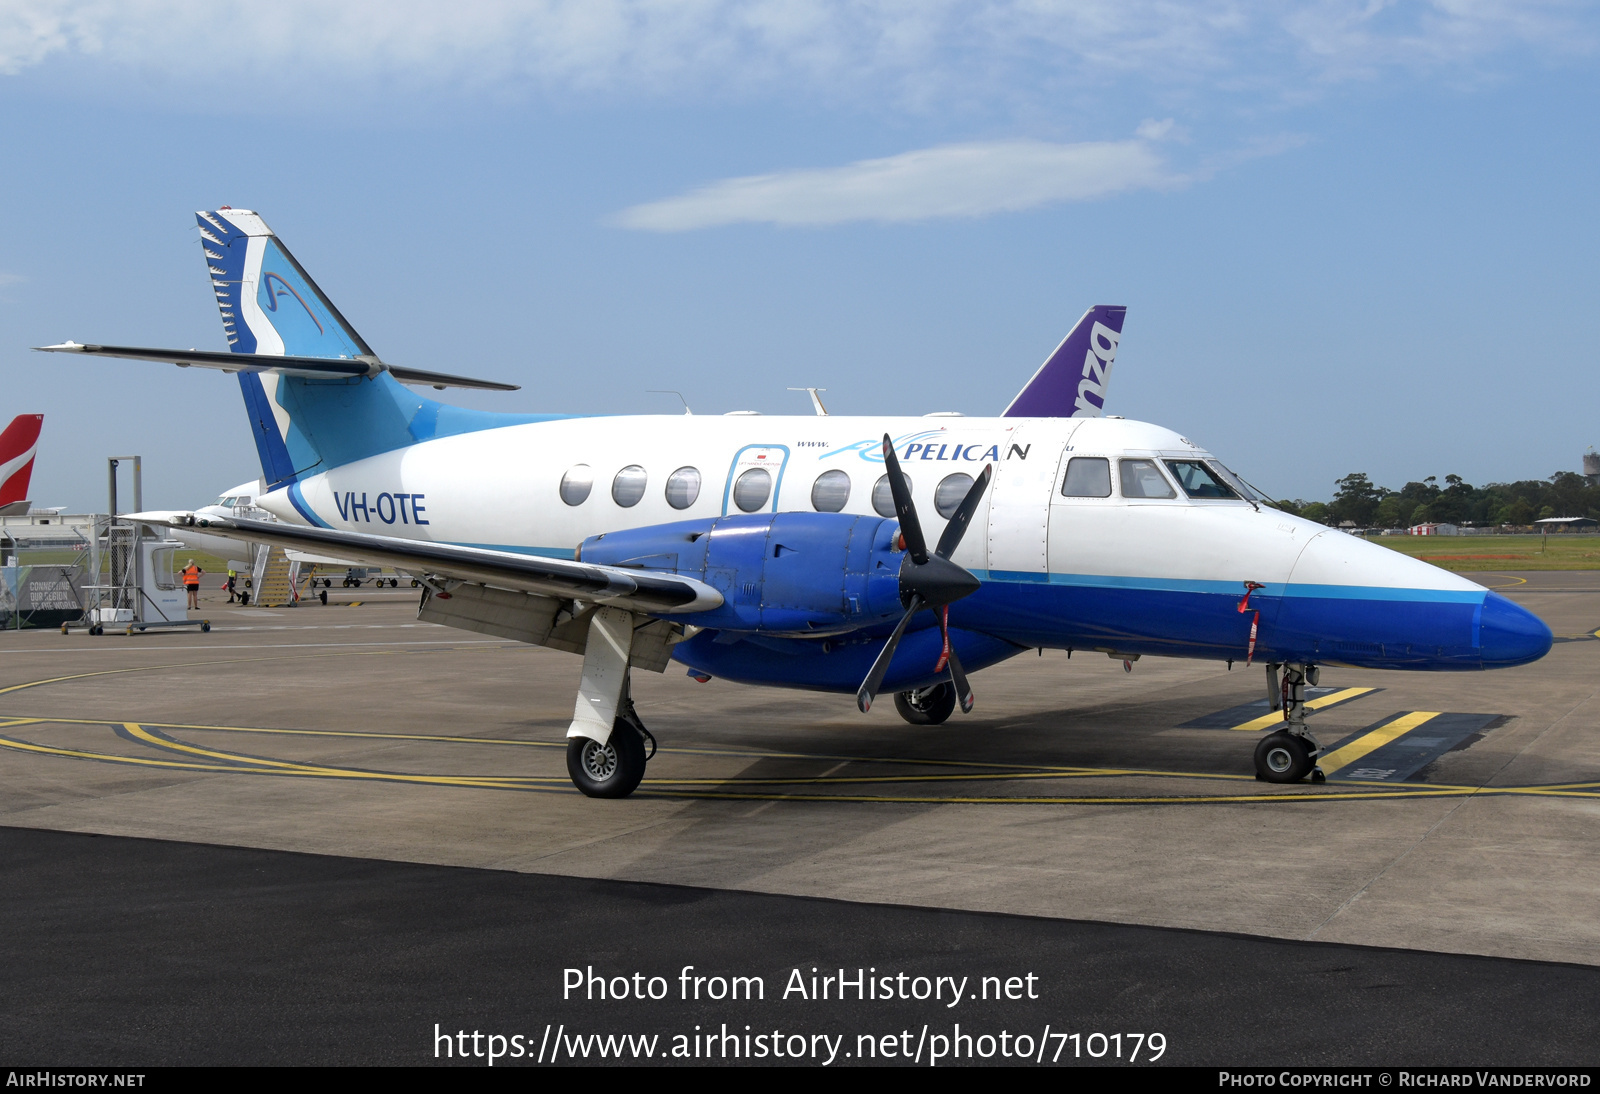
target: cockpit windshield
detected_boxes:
[1164,460,1238,500]
[1208,462,1270,503]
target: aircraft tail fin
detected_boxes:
[193,210,539,492]
[1002,305,1126,418]
[0,414,43,511]
[198,209,372,359]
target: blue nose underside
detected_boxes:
[1477,591,1553,667]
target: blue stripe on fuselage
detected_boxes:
[286,482,330,528]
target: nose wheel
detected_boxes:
[1253,662,1327,783]
[1254,731,1315,783]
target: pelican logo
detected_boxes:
[823,430,1029,464]
[262,272,325,334]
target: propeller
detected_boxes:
[856,434,992,714]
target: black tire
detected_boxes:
[201,622,211,633]
[894,683,957,726]
[319,590,328,605]
[1255,731,1315,783]
[567,721,647,799]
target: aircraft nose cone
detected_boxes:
[1478,591,1552,667]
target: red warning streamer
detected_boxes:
[1237,581,1265,666]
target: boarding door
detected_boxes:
[721,445,791,516]
[984,422,1065,579]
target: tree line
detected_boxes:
[1271,471,1597,528]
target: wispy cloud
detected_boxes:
[0,272,25,287]
[613,137,1182,230]
[1,2,1590,108]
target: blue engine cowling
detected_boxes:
[578,512,906,635]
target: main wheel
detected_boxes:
[894,683,957,726]
[567,721,647,799]
[1254,731,1314,783]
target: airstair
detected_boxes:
[248,544,297,607]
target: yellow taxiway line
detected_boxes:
[1228,687,1376,731]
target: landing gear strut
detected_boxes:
[1254,662,1326,783]
[565,606,656,799]
[894,683,957,726]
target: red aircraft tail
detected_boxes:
[0,414,44,509]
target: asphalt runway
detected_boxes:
[3,571,1599,1064]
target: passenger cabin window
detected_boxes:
[1119,459,1176,499]
[665,466,701,510]
[1164,460,1238,500]
[1061,457,1112,498]
[560,465,593,506]
[871,473,911,518]
[612,465,648,507]
[733,467,772,512]
[935,473,975,518]
[811,469,851,513]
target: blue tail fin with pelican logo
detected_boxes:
[198,209,544,492]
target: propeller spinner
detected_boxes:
[856,435,992,714]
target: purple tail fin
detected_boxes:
[1001,305,1127,418]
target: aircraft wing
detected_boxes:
[128,513,723,614]
[34,342,518,392]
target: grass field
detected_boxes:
[1371,534,1600,571]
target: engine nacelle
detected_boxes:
[579,512,905,635]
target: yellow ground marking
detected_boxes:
[1,723,1593,804]
[1317,711,1441,776]
[115,724,570,789]
[1476,575,1530,588]
[1228,687,1376,731]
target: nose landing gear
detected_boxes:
[1254,662,1326,784]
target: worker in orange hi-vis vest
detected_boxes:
[181,559,204,610]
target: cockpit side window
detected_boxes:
[1119,459,1177,499]
[1164,460,1239,500]
[1061,457,1112,498]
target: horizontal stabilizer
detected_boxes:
[127,512,723,616]
[1002,305,1126,418]
[33,343,518,391]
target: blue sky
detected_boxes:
[1,1,1596,510]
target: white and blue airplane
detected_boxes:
[38,210,1551,798]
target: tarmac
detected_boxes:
[3,571,1599,1064]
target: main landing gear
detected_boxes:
[894,682,957,726]
[1253,662,1327,784]
[565,606,661,799]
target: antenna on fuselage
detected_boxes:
[647,390,693,415]
[788,387,828,416]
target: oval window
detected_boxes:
[871,473,911,518]
[612,465,648,507]
[733,467,772,512]
[811,469,851,513]
[665,466,701,510]
[934,473,975,519]
[560,464,593,506]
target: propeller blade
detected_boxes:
[946,643,975,714]
[933,605,951,673]
[881,434,927,564]
[934,464,993,561]
[856,594,924,713]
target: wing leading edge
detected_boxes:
[129,513,722,614]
